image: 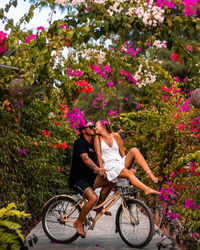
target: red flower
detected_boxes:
[76,80,93,93]
[171,52,179,62]
[42,130,47,136]
[180,167,186,173]
[178,124,185,131]
[62,141,68,150]
[46,131,50,137]
[57,166,61,171]
[49,142,53,147]
[180,185,184,190]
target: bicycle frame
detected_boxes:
[60,188,136,230]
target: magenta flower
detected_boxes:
[185,200,199,210]
[192,232,197,238]
[25,34,36,43]
[170,172,175,177]
[37,26,45,30]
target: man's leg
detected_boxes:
[74,187,98,237]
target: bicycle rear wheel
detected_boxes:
[116,198,154,248]
[42,196,81,243]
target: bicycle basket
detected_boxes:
[119,185,139,196]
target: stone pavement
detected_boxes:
[26,189,179,250]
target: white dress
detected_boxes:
[101,134,125,183]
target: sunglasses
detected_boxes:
[84,125,95,129]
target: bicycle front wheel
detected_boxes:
[116,198,154,248]
[42,196,81,244]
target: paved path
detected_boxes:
[26,189,179,250]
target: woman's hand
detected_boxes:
[98,168,107,178]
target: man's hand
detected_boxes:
[98,168,107,179]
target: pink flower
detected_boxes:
[186,45,193,51]
[170,172,175,177]
[59,25,69,30]
[37,26,45,30]
[25,34,36,43]
[178,124,185,131]
[125,97,128,101]
[192,232,197,238]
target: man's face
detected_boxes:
[83,122,95,136]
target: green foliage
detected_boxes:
[0,203,31,250]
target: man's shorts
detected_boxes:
[72,175,97,195]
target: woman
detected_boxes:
[94,120,160,195]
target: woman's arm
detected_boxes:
[113,133,125,158]
[94,135,107,177]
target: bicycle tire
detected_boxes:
[42,196,81,244]
[116,198,154,248]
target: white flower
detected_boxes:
[51,50,57,57]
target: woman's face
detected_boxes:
[94,121,103,135]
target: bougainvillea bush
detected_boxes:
[119,79,200,248]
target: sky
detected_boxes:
[1,0,66,32]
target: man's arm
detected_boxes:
[80,153,100,172]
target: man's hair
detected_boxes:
[78,122,86,135]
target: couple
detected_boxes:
[69,120,160,238]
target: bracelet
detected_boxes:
[146,170,152,175]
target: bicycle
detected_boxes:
[42,182,154,248]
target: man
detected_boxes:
[69,120,113,238]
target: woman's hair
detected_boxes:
[100,120,112,133]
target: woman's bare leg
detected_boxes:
[93,175,114,215]
[118,168,160,195]
[125,147,158,183]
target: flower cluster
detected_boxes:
[59,24,69,30]
[16,148,27,155]
[107,0,125,16]
[108,110,118,117]
[93,91,108,109]
[133,63,156,88]
[190,118,200,138]
[25,34,36,43]
[67,108,85,130]
[127,0,164,26]
[42,130,50,137]
[0,31,7,55]
[182,0,200,16]
[49,141,68,150]
[152,40,167,49]
[95,51,106,64]
[185,200,199,210]
[100,120,108,126]
[91,64,112,80]
[76,80,93,93]
[190,162,200,176]
[155,0,175,9]
[67,68,82,77]
[105,81,114,88]
[120,41,139,58]
[121,69,137,84]
[3,99,11,111]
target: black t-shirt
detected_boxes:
[69,136,97,185]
